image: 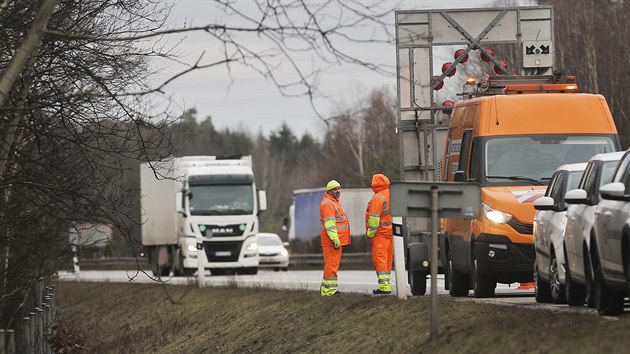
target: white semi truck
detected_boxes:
[140,155,266,277]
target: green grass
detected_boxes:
[54,282,630,353]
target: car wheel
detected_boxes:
[585,250,596,308]
[534,265,552,303]
[472,256,495,298]
[282,267,288,272]
[565,259,585,306]
[448,252,469,297]
[593,244,624,316]
[550,254,566,304]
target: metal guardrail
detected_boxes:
[1,278,59,354]
[72,253,373,271]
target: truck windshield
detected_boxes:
[188,184,254,216]
[484,135,616,184]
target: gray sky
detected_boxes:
[155,0,535,140]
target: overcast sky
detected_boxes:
[155,0,535,140]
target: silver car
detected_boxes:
[533,162,586,304]
[256,233,289,271]
[591,150,630,315]
[563,151,625,307]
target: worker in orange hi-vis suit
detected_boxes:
[319,179,351,296]
[365,174,393,295]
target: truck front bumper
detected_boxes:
[475,233,535,284]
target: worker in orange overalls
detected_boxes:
[320,180,351,296]
[365,174,393,295]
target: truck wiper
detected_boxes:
[229,209,251,215]
[485,175,545,186]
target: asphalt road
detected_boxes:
[56,268,608,315]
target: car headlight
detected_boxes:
[281,249,289,257]
[482,203,512,224]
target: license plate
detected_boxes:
[260,257,273,262]
[215,251,231,257]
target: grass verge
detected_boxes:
[54,282,629,353]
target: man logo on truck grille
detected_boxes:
[212,227,234,235]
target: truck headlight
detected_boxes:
[187,244,197,252]
[482,203,513,224]
[245,240,258,251]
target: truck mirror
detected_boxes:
[454,171,466,182]
[258,190,268,212]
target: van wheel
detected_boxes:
[593,244,624,315]
[448,252,469,297]
[409,270,427,296]
[565,260,585,306]
[472,257,495,298]
[549,254,566,304]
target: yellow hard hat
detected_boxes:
[326,180,341,191]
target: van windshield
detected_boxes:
[484,135,616,184]
[189,184,254,215]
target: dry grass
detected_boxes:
[54,281,630,354]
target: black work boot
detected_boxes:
[372,289,392,295]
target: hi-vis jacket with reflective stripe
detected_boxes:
[320,193,351,247]
[365,174,393,239]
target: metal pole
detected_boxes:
[71,245,80,276]
[22,317,32,354]
[28,313,35,354]
[0,329,5,354]
[6,330,14,354]
[430,186,439,341]
[35,309,43,354]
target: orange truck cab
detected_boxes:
[440,87,620,298]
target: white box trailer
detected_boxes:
[286,187,373,240]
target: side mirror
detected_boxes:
[534,196,555,211]
[600,182,629,201]
[283,242,290,247]
[454,171,466,182]
[258,190,268,212]
[175,192,187,217]
[565,189,588,205]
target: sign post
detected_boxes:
[391,181,480,342]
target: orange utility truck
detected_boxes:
[394,6,620,296]
[440,80,620,298]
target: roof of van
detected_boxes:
[452,93,617,136]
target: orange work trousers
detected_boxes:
[370,236,393,272]
[321,246,342,296]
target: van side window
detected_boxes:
[459,130,473,177]
[469,141,480,181]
